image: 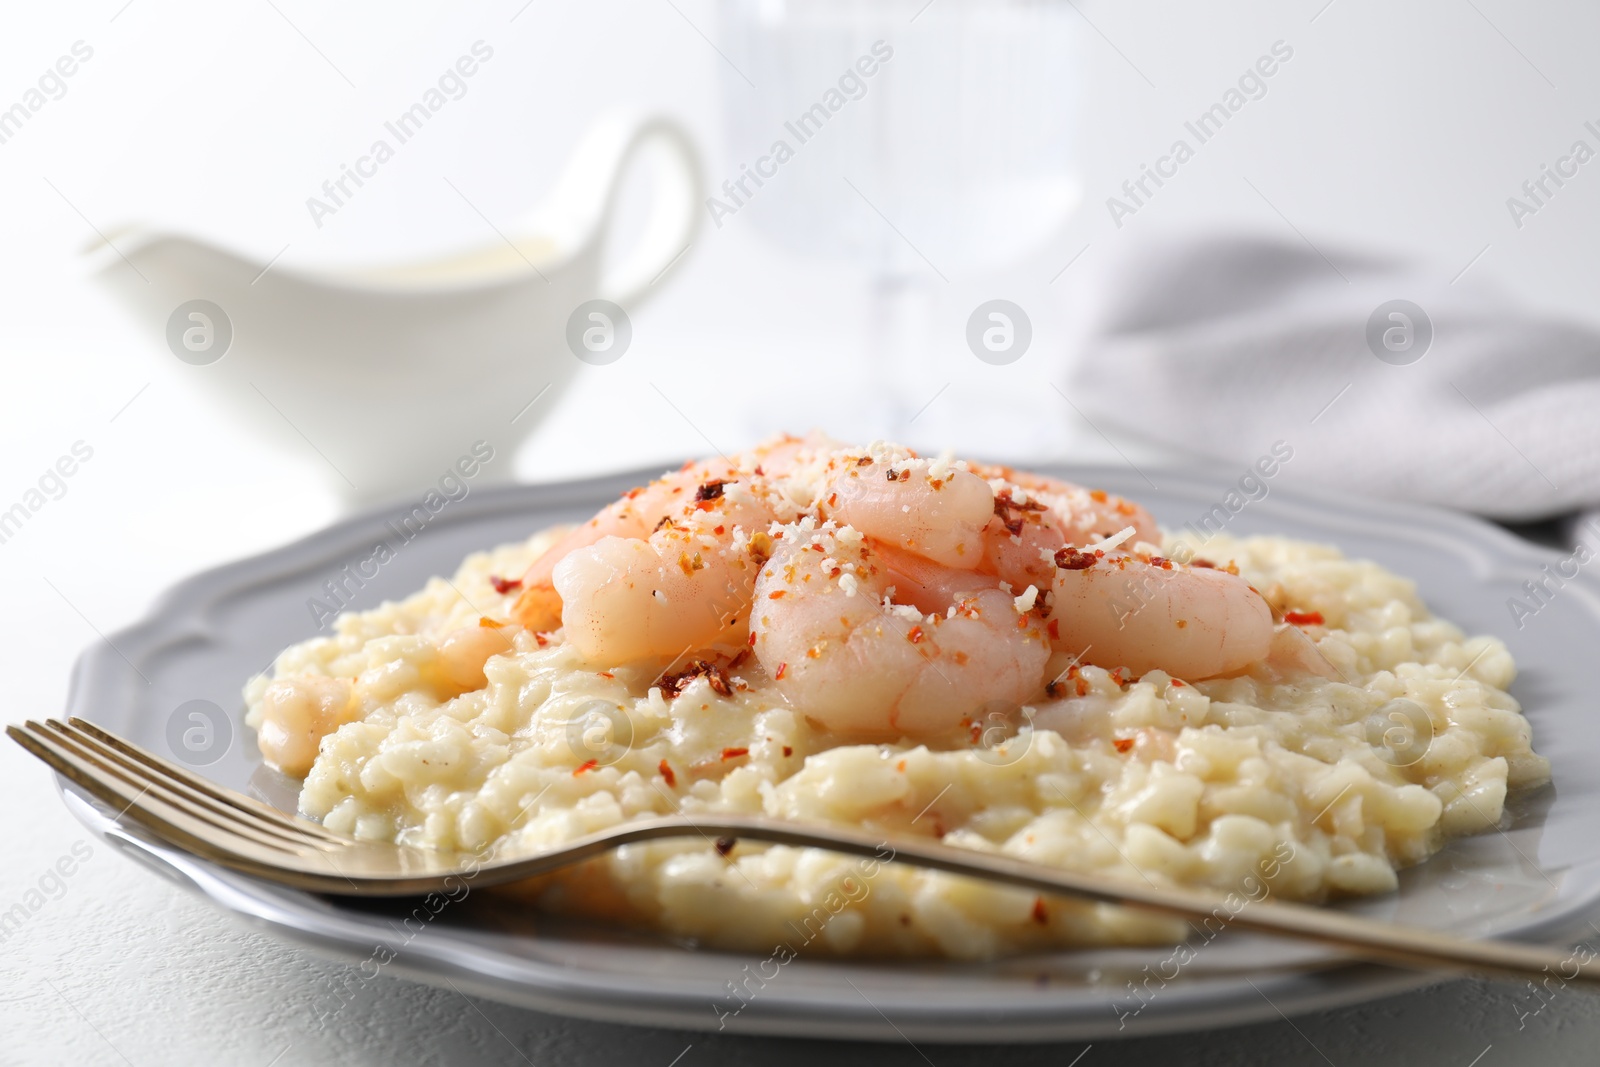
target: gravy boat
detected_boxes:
[90,110,703,507]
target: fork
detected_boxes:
[10,716,1600,987]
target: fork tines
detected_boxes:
[6,718,336,862]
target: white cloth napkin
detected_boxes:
[1063,233,1600,531]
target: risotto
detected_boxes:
[244,441,1548,959]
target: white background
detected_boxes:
[4,0,1600,1063]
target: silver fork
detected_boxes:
[9,716,1599,986]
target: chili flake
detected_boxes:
[1284,610,1325,626]
[658,660,733,699]
[1054,547,1098,570]
[658,759,677,787]
[573,759,599,776]
[489,575,522,595]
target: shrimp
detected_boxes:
[814,448,994,568]
[511,433,834,631]
[1046,547,1274,679]
[515,433,1302,688]
[750,524,1050,736]
[553,479,780,665]
[255,675,358,776]
[512,461,723,630]
[969,463,1161,547]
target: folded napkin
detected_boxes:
[1064,233,1600,532]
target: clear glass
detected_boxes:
[717,0,1081,435]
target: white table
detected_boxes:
[6,2,1600,1063]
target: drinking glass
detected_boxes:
[717,0,1082,433]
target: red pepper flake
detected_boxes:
[534,632,551,648]
[1170,679,1187,687]
[1045,680,1067,699]
[1047,619,1061,641]
[715,836,736,857]
[714,524,725,535]
[721,747,749,761]
[1285,610,1325,626]
[658,660,733,699]
[747,631,758,648]
[598,671,614,679]
[782,745,793,757]
[775,662,787,680]
[1089,489,1108,503]
[694,480,727,506]
[1113,738,1134,753]
[768,590,787,600]
[907,625,925,644]
[1193,558,1217,569]
[1031,897,1049,924]
[1148,556,1173,570]
[478,616,504,628]
[1054,547,1098,570]
[658,759,677,787]
[1075,676,1089,697]
[896,759,907,772]
[574,759,599,775]
[992,491,1048,535]
[489,575,522,594]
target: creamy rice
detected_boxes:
[245,527,1548,959]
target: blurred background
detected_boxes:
[7,1,1600,1061]
[6,1,1597,584]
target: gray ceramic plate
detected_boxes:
[56,465,1600,1042]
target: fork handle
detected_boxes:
[490,814,1600,987]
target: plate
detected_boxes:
[57,465,1600,1042]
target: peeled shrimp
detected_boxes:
[512,434,831,631]
[553,482,779,665]
[255,675,357,776]
[969,463,1161,547]
[750,525,1050,736]
[817,450,994,568]
[1047,549,1274,679]
[512,461,721,630]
